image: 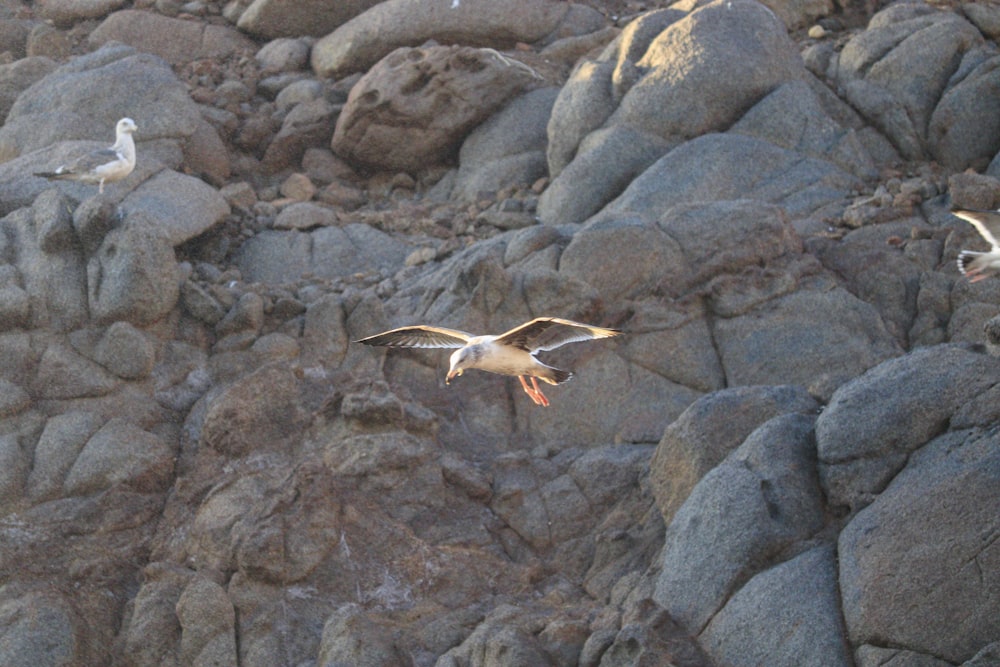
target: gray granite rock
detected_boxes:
[451,87,558,202]
[654,413,824,633]
[27,411,105,501]
[839,426,1000,663]
[176,576,239,667]
[238,0,382,39]
[235,224,411,284]
[311,0,601,78]
[0,433,28,506]
[650,385,819,525]
[89,9,256,65]
[831,6,983,162]
[540,0,811,224]
[0,592,79,667]
[591,133,862,223]
[817,344,1000,511]
[32,342,119,399]
[94,321,156,380]
[87,213,180,326]
[123,170,231,247]
[700,545,851,667]
[63,418,175,496]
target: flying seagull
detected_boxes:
[34,117,138,194]
[953,208,1000,282]
[355,317,622,406]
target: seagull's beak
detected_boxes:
[446,369,462,384]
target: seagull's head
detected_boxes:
[446,348,469,384]
[117,118,138,135]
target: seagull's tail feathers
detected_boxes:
[34,169,72,181]
[958,250,995,282]
[537,365,573,386]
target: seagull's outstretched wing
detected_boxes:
[354,325,473,349]
[495,317,621,352]
[953,209,1000,249]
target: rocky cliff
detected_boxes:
[0,0,998,665]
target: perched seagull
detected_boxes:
[953,208,1000,282]
[355,317,622,407]
[34,117,138,194]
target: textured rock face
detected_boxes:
[236,0,384,39]
[2,0,1000,665]
[331,44,542,172]
[539,0,810,225]
[89,10,256,65]
[829,3,994,169]
[310,0,602,78]
[839,427,1000,664]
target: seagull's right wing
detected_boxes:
[354,325,473,348]
[496,317,621,352]
[953,209,1000,249]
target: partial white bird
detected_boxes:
[953,208,1000,282]
[355,317,622,407]
[34,117,138,194]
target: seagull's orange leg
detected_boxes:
[517,375,549,406]
[530,376,550,407]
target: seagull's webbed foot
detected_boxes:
[518,375,550,407]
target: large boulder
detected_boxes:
[537,125,673,226]
[236,0,383,39]
[607,0,802,141]
[928,51,1000,170]
[654,413,825,632]
[700,545,851,667]
[0,56,57,123]
[311,0,604,78]
[199,364,307,458]
[730,79,877,180]
[27,411,105,502]
[87,211,181,326]
[122,170,231,247]
[331,45,541,172]
[235,223,413,284]
[63,418,175,496]
[816,344,1000,511]
[89,10,256,65]
[558,133,862,227]
[2,196,88,332]
[539,0,808,225]
[449,87,558,202]
[39,0,126,26]
[649,385,819,525]
[0,592,82,667]
[829,3,986,166]
[839,426,1000,663]
[712,286,903,390]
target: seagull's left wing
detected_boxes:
[67,147,124,174]
[36,147,123,182]
[953,209,1000,249]
[354,325,473,348]
[495,317,621,352]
